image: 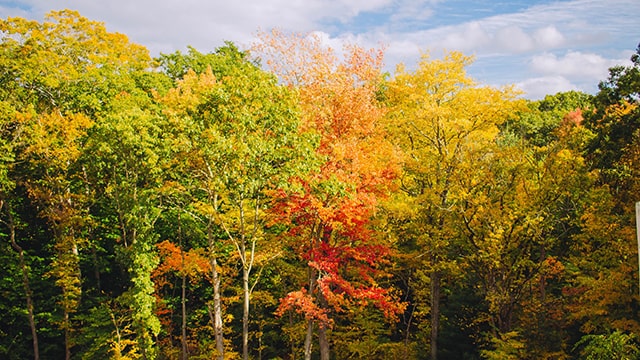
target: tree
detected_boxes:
[0,10,153,359]
[574,331,640,360]
[256,30,404,360]
[384,51,524,359]
[82,92,166,359]
[153,239,211,358]
[20,110,92,360]
[159,43,313,360]
[565,43,640,342]
[585,43,640,177]
[502,91,593,147]
[0,10,151,116]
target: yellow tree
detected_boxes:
[385,52,523,359]
[21,110,92,360]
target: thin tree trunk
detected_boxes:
[181,271,188,360]
[257,321,263,360]
[240,201,249,360]
[304,319,314,360]
[242,265,250,360]
[207,191,224,360]
[304,266,316,360]
[179,214,188,360]
[318,292,330,360]
[64,311,71,360]
[8,214,40,360]
[404,303,416,360]
[210,256,224,360]
[304,234,317,360]
[430,269,440,360]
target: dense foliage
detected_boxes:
[1,10,639,360]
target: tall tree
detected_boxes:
[160,43,313,360]
[0,105,40,359]
[256,30,404,360]
[385,51,523,359]
[82,92,166,359]
[1,10,153,359]
[585,43,640,177]
[564,43,640,346]
[21,111,92,360]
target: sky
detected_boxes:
[1,0,639,99]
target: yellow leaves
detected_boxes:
[386,51,525,198]
[161,67,218,116]
[604,100,638,118]
[23,111,92,167]
[193,200,216,217]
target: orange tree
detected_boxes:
[255,30,405,360]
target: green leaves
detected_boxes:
[574,331,640,360]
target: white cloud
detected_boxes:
[530,51,625,80]
[516,76,579,100]
[9,0,395,54]
[532,26,565,48]
[494,26,534,53]
[390,0,438,23]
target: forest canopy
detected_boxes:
[1,10,639,360]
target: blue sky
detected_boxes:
[1,0,639,99]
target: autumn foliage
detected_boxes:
[1,11,639,360]
[257,30,404,331]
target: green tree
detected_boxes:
[585,43,640,177]
[503,91,593,147]
[1,10,154,359]
[82,92,166,359]
[574,331,640,360]
[160,43,314,360]
[21,111,92,360]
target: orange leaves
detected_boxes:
[256,29,399,224]
[256,30,403,325]
[153,240,211,285]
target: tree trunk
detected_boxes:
[179,213,188,360]
[211,256,224,360]
[64,311,71,360]
[318,292,330,360]
[304,319,314,360]
[304,268,315,360]
[207,219,224,360]
[242,266,250,360]
[430,270,440,360]
[9,217,40,360]
[304,252,317,360]
[181,271,188,360]
[318,322,330,360]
